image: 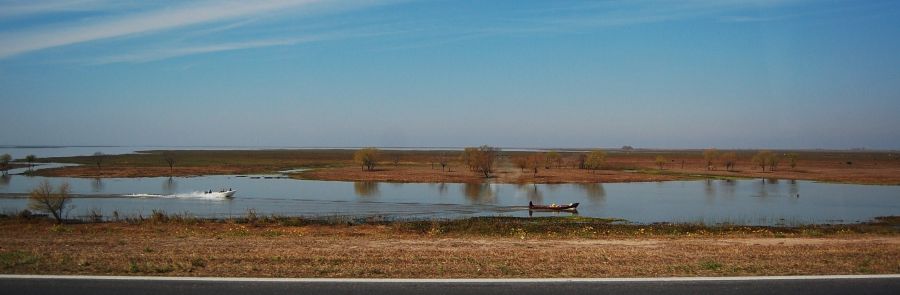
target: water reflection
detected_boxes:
[575,183,605,203]
[789,180,799,197]
[0,174,9,187]
[353,181,380,197]
[720,179,737,199]
[703,179,716,203]
[436,183,448,196]
[516,184,543,203]
[91,178,104,193]
[162,177,178,195]
[463,182,495,203]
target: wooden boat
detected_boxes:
[528,201,579,211]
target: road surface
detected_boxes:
[2,275,898,295]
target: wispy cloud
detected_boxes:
[0,0,326,59]
[84,29,393,64]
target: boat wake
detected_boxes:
[124,191,233,199]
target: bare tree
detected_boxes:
[785,153,798,170]
[28,180,72,224]
[460,147,479,172]
[720,152,737,172]
[391,153,401,167]
[577,154,587,169]
[752,150,774,171]
[25,154,37,171]
[703,148,719,170]
[527,154,543,176]
[162,152,176,175]
[438,152,449,172]
[353,148,379,171]
[474,145,499,178]
[92,152,105,174]
[0,154,10,175]
[513,156,528,172]
[545,151,561,169]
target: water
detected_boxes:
[1,146,898,225]
[1,173,898,225]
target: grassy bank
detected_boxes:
[1,215,898,277]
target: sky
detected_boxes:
[1,0,899,149]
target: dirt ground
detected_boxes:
[1,220,897,278]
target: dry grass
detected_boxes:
[31,149,900,184]
[1,217,898,277]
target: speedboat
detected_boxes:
[205,189,236,198]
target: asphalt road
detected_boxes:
[2,275,898,295]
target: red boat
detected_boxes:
[528,201,579,211]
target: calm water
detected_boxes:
[1,173,898,225]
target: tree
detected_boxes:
[621,145,634,151]
[703,148,719,170]
[545,151,561,169]
[25,154,37,171]
[513,156,528,172]
[0,154,10,175]
[585,150,606,173]
[353,148,379,171]
[460,147,479,172]
[526,154,543,176]
[577,154,587,169]
[91,152,105,174]
[720,152,737,172]
[391,153,401,167]
[162,152,176,175]
[28,180,72,224]
[768,154,781,171]
[438,152,449,172]
[752,150,774,171]
[785,153,798,170]
[655,155,666,170]
[473,145,499,178]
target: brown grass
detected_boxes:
[31,149,900,185]
[1,218,898,278]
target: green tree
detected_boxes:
[28,180,72,224]
[655,155,666,170]
[703,148,719,170]
[353,148,379,171]
[585,150,607,173]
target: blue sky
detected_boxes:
[1,0,899,149]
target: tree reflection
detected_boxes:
[463,182,494,203]
[720,179,737,198]
[91,177,104,192]
[0,174,10,187]
[575,183,605,203]
[703,179,716,203]
[788,180,799,198]
[162,177,178,195]
[353,181,380,197]
[516,183,543,203]
[436,182,448,196]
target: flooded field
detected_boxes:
[1,172,898,225]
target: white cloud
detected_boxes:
[0,0,324,59]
